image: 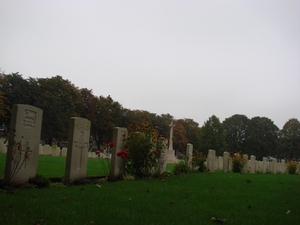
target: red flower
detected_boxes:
[117,150,128,159]
[108,142,115,148]
[95,150,100,155]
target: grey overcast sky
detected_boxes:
[1,0,299,128]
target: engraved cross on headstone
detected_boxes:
[74,131,88,169]
[10,139,32,181]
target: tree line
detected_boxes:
[0,73,299,160]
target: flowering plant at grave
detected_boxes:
[125,121,165,177]
[117,150,128,159]
[108,141,115,148]
[95,150,100,156]
[287,158,298,174]
[95,141,115,178]
[4,129,31,185]
[231,151,247,173]
[191,150,207,172]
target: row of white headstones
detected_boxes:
[4,104,175,185]
[3,104,299,186]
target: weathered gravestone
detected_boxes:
[4,104,43,185]
[243,154,249,173]
[109,127,128,179]
[65,117,91,184]
[250,155,256,174]
[262,157,267,173]
[207,149,216,172]
[186,143,193,168]
[218,156,223,171]
[223,151,230,172]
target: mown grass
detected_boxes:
[0,154,174,178]
[0,153,299,225]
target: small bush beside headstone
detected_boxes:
[231,152,246,173]
[287,159,298,174]
[28,174,50,188]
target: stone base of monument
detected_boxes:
[165,150,178,163]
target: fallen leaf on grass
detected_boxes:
[96,185,101,188]
[34,219,43,225]
[286,210,291,214]
[211,217,227,223]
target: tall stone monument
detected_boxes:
[165,121,178,163]
[65,117,91,184]
[4,104,43,185]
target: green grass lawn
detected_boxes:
[0,154,175,179]
[0,153,300,225]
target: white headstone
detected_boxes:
[250,155,256,174]
[218,156,223,170]
[186,143,193,168]
[280,159,286,173]
[208,149,216,172]
[61,147,67,157]
[271,160,277,174]
[109,127,128,179]
[51,145,60,156]
[243,154,249,173]
[262,157,267,174]
[223,151,230,172]
[4,104,43,185]
[65,117,91,184]
[43,144,51,155]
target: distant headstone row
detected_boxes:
[206,149,299,174]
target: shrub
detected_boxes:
[28,174,50,188]
[125,122,165,177]
[172,161,190,175]
[192,150,206,172]
[123,174,135,181]
[231,152,246,173]
[287,159,298,174]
